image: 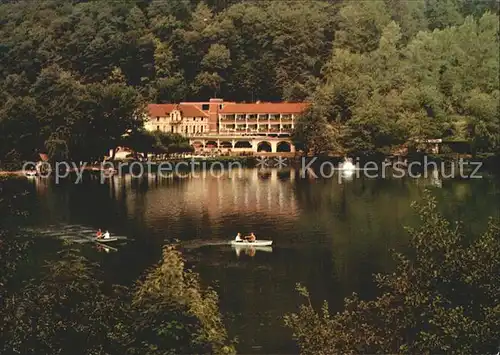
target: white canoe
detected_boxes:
[231,240,273,247]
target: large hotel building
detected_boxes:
[145,98,308,137]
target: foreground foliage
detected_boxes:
[285,193,500,354]
[0,180,234,355]
[0,240,235,355]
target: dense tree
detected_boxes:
[296,11,499,155]
[0,0,498,165]
[292,106,340,155]
[85,81,145,159]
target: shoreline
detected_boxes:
[1,153,498,176]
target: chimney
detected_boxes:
[208,98,223,133]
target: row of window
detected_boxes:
[222,124,292,128]
[220,129,294,132]
[152,115,294,122]
[155,125,206,133]
[155,116,206,122]
[221,114,293,120]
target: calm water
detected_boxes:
[22,168,500,354]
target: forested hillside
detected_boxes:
[0,0,498,163]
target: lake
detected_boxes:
[21,167,500,354]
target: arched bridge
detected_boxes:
[189,134,295,153]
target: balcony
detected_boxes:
[221,114,235,121]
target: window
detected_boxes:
[171,126,174,133]
[201,117,203,121]
[156,126,160,130]
[219,104,223,109]
[156,117,160,122]
[202,104,209,110]
[201,126,204,133]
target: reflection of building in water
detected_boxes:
[34,177,50,196]
[108,169,299,223]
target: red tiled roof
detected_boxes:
[220,102,309,114]
[179,104,209,117]
[148,104,175,117]
[147,104,208,117]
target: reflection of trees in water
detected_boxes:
[292,178,438,295]
[195,246,337,354]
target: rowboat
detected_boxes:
[230,240,273,247]
[94,237,118,242]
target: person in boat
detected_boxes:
[103,230,110,239]
[96,229,103,239]
[245,232,256,243]
[235,232,243,242]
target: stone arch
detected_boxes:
[234,141,252,148]
[277,141,291,152]
[205,140,218,148]
[257,141,272,152]
[220,141,233,148]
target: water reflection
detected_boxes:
[340,169,355,182]
[109,169,300,231]
[233,245,273,257]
